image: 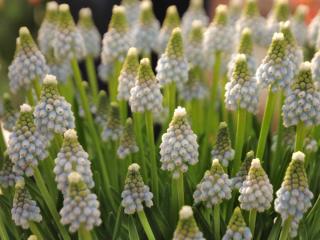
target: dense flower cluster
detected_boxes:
[8,104,48,178]
[117,118,139,159]
[179,69,208,101]
[239,159,273,212]
[101,102,123,141]
[130,58,163,113]
[275,151,313,237]
[34,75,74,138]
[231,151,254,189]
[225,54,259,113]
[8,27,48,93]
[211,122,234,167]
[0,153,17,188]
[54,129,94,194]
[291,5,308,46]
[282,62,320,127]
[193,159,232,207]
[60,172,101,232]
[156,28,189,89]
[160,107,199,178]
[121,0,140,24]
[12,180,42,229]
[117,48,139,101]
[1,93,19,132]
[222,207,252,240]
[173,206,205,240]
[121,164,153,214]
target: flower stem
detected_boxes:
[27,89,35,106]
[109,61,122,102]
[191,99,202,135]
[78,224,92,240]
[119,100,128,124]
[176,174,184,211]
[33,167,71,240]
[29,222,43,240]
[0,210,9,240]
[85,55,99,103]
[71,57,116,211]
[128,216,140,240]
[145,111,159,202]
[165,82,176,117]
[295,122,305,151]
[32,77,41,100]
[211,51,221,102]
[0,124,6,154]
[213,204,220,240]
[249,209,257,236]
[256,88,277,159]
[232,108,247,175]
[137,210,156,240]
[133,112,147,178]
[279,217,292,240]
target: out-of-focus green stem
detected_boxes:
[133,112,147,178]
[71,57,116,211]
[85,55,99,103]
[232,108,247,175]
[128,216,140,240]
[109,141,119,188]
[32,77,41,100]
[145,111,159,202]
[213,204,220,240]
[191,99,202,135]
[33,167,71,240]
[0,124,6,154]
[211,51,221,102]
[109,61,122,102]
[256,88,277,159]
[27,89,35,106]
[279,217,292,240]
[78,224,92,240]
[176,174,184,211]
[249,209,257,236]
[0,210,9,240]
[119,100,128,124]
[29,222,43,240]
[137,210,156,240]
[295,122,305,151]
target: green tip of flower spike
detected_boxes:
[139,0,155,24]
[19,27,36,47]
[267,32,286,61]
[45,1,59,22]
[216,122,230,143]
[68,171,88,196]
[210,159,225,175]
[110,102,121,120]
[232,54,250,83]
[243,0,259,17]
[122,47,139,74]
[137,58,156,82]
[294,5,309,22]
[63,129,79,145]
[174,206,202,239]
[189,20,203,43]
[109,5,128,31]
[283,151,308,188]
[248,158,266,177]
[279,21,296,46]
[172,106,187,124]
[166,27,184,58]
[213,4,228,25]
[228,207,247,231]
[163,6,180,29]
[274,0,290,22]
[41,74,60,98]
[78,8,95,28]
[58,4,77,29]
[125,163,144,184]
[238,28,253,55]
[190,0,204,9]
[291,62,314,92]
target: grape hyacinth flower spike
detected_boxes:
[117,118,139,159]
[129,58,163,114]
[11,180,42,229]
[275,151,313,238]
[156,28,189,90]
[173,206,205,240]
[34,74,75,139]
[121,0,140,24]
[308,9,320,48]
[101,5,131,64]
[7,104,48,178]
[228,28,256,79]
[117,47,139,101]
[236,0,269,47]
[60,172,101,233]
[0,153,17,188]
[1,93,19,132]
[222,207,252,240]
[311,48,320,87]
[53,4,86,61]
[77,8,101,58]
[156,5,180,54]
[291,5,309,46]
[54,129,94,194]
[193,159,232,208]
[8,27,48,94]
[225,54,259,114]
[231,151,254,189]
[227,0,242,25]
[95,90,109,127]
[181,0,208,38]
[256,32,294,92]
[160,106,199,179]
[101,102,123,141]
[267,0,290,39]
[211,122,235,167]
[132,0,160,56]
[282,62,320,128]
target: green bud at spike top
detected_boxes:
[173,206,205,240]
[117,118,139,159]
[232,151,254,189]
[108,5,128,32]
[163,6,180,30]
[280,21,296,46]
[267,32,287,61]
[243,0,259,18]
[273,0,290,22]
[293,5,308,22]
[238,28,253,55]
[101,102,123,141]
[213,4,228,26]
[291,62,314,92]
[166,28,184,59]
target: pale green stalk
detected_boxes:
[109,61,122,102]
[78,224,92,240]
[85,55,99,103]
[29,222,43,240]
[119,100,128,124]
[133,112,147,179]
[213,204,220,240]
[249,209,257,235]
[279,217,292,240]
[137,210,156,240]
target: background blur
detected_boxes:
[0,0,319,95]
